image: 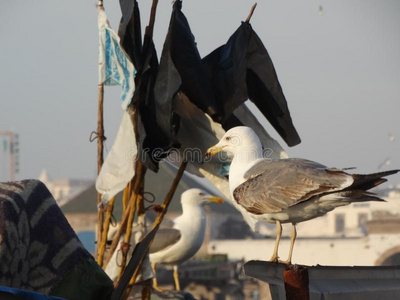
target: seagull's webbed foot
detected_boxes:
[151,263,168,292]
[269,255,280,263]
[278,259,292,265]
[152,285,169,292]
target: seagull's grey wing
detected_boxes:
[243,158,327,179]
[146,210,175,229]
[234,159,353,214]
[149,228,181,254]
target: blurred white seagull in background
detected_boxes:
[149,188,223,291]
[206,126,399,264]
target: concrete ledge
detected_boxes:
[244,260,400,300]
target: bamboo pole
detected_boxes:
[103,102,142,271]
[97,196,116,267]
[117,162,146,279]
[141,285,151,300]
[103,163,143,269]
[96,82,105,264]
[246,3,257,23]
[103,205,130,269]
[122,180,131,212]
[127,160,188,287]
[99,137,136,269]
[120,0,159,295]
[126,179,146,288]
[117,192,142,280]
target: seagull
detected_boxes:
[206,126,399,264]
[149,188,223,290]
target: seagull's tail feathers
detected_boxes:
[338,190,386,203]
[348,169,400,191]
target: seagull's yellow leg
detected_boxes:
[269,220,282,262]
[151,263,165,292]
[173,265,181,291]
[282,223,297,265]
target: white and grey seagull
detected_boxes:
[206,126,399,264]
[149,188,223,290]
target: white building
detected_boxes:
[38,169,93,206]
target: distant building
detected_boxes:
[38,169,93,207]
[209,184,400,266]
[61,162,245,255]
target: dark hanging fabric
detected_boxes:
[202,21,301,147]
[154,0,220,143]
[118,0,142,71]
[135,37,170,172]
[118,0,170,172]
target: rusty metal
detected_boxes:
[284,264,310,300]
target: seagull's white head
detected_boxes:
[181,188,223,206]
[205,126,262,158]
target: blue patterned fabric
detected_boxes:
[98,6,135,110]
[0,180,92,294]
[0,286,65,300]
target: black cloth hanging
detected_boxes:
[118,0,142,72]
[118,0,170,172]
[154,0,220,143]
[202,21,301,147]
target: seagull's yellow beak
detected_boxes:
[204,196,224,203]
[205,145,226,158]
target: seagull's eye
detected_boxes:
[199,192,205,196]
[225,136,231,141]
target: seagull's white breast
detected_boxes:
[149,205,206,265]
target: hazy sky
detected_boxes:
[1,0,399,186]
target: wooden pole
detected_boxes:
[122,180,131,212]
[96,82,105,264]
[103,205,130,269]
[103,169,141,269]
[246,3,257,23]
[117,162,145,279]
[97,196,116,267]
[127,160,188,287]
[103,110,141,271]
[119,0,159,295]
